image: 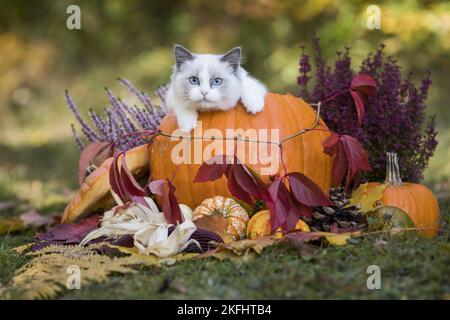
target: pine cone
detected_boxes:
[302,187,366,232]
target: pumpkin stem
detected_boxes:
[385,152,403,185]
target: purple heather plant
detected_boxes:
[298,37,437,183]
[66,79,167,151]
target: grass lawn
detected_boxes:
[1,212,449,300]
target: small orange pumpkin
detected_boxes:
[367,152,440,237]
[193,196,249,240]
[246,210,310,239]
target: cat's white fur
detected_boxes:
[166,45,267,132]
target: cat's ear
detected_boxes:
[174,44,194,68]
[221,47,241,72]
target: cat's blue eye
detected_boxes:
[212,78,223,86]
[189,76,199,85]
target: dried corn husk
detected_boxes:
[80,196,199,257]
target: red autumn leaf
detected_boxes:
[120,154,147,197]
[351,73,376,96]
[287,172,333,207]
[109,150,149,208]
[322,133,371,190]
[340,135,371,189]
[267,177,290,232]
[194,155,230,182]
[109,152,127,201]
[227,165,254,205]
[323,135,347,186]
[149,179,182,224]
[349,73,376,126]
[322,133,339,155]
[78,141,113,185]
[148,179,165,195]
[231,163,269,203]
[267,176,316,232]
[332,144,347,187]
[195,154,270,206]
[350,91,365,126]
[35,216,100,244]
[285,231,324,242]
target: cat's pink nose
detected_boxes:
[201,91,208,96]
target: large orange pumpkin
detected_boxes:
[367,152,440,237]
[150,93,333,209]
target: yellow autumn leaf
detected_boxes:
[0,217,25,235]
[347,183,386,213]
[213,236,280,255]
[197,236,280,261]
[107,244,198,264]
[317,231,362,246]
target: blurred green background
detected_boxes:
[0,0,448,210]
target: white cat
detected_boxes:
[166,44,267,132]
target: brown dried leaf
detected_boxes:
[213,236,280,256]
[194,212,233,243]
[286,230,362,246]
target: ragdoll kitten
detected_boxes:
[166,44,267,132]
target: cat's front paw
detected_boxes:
[242,94,265,114]
[177,114,198,133]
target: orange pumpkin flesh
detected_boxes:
[150,93,333,209]
[367,152,440,237]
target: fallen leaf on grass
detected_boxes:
[20,210,55,228]
[322,232,359,246]
[0,217,25,235]
[32,216,100,250]
[214,237,280,255]
[106,244,198,265]
[286,230,362,246]
[197,236,280,262]
[194,211,233,243]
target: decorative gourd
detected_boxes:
[246,210,310,239]
[367,152,440,237]
[193,196,249,240]
[150,93,333,209]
